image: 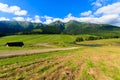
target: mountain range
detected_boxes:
[0,20,120,36]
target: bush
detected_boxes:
[87,36,98,40]
[75,37,84,42]
[112,36,119,38]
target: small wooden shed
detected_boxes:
[6,42,24,47]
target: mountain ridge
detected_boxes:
[0,20,120,35]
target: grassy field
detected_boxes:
[0,35,120,80]
[0,34,90,51]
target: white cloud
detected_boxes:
[67,13,72,18]
[91,0,113,8]
[0,17,10,21]
[95,2,120,15]
[41,2,120,26]
[36,7,120,26]
[43,16,53,24]
[13,17,33,22]
[10,2,120,27]
[61,13,79,22]
[98,14,119,24]
[13,17,25,21]
[0,3,27,16]
[42,13,81,24]
[79,14,120,25]
[14,10,27,16]
[42,15,63,24]
[1,2,120,27]
[60,2,120,26]
[91,2,120,26]
[92,0,102,7]
[26,17,32,22]
[43,15,53,20]
[31,15,42,23]
[44,19,53,24]
[80,11,92,16]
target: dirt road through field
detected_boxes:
[0,47,79,58]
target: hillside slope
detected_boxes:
[64,20,120,35]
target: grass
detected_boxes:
[76,38,120,46]
[0,34,120,80]
[2,34,120,51]
[1,46,119,80]
[0,34,91,51]
[0,49,77,67]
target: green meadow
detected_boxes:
[0,35,120,80]
[0,34,91,51]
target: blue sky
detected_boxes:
[0,0,120,26]
[0,0,91,17]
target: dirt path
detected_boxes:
[0,47,79,58]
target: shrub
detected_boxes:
[87,36,98,40]
[75,37,84,42]
[113,36,119,38]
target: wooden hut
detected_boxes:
[6,42,24,47]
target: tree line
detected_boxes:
[75,35,119,42]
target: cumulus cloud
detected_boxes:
[13,17,25,21]
[91,0,114,8]
[11,1,120,27]
[43,16,53,24]
[26,17,32,22]
[80,10,92,16]
[1,2,120,27]
[0,17,10,21]
[31,15,42,23]
[12,15,42,23]
[98,14,119,24]
[79,14,120,25]
[42,2,120,26]
[61,2,120,26]
[0,3,27,16]
[42,13,80,24]
[92,0,103,7]
[61,13,79,22]
[42,15,63,24]
[95,2,120,15]
[37,2,120,27]
[92,2,120,26]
